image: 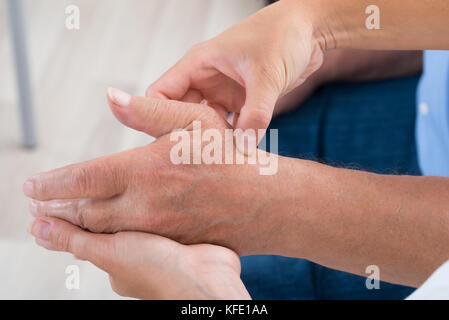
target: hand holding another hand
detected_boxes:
[24,0,326,299]
[29,217,250,299]
[25,88,290,257]
[25,89,262,299]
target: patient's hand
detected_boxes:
[29,216,250,300]
[24,88,288,255]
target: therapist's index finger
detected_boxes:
[23,156,128,201]
[146,49,199,100]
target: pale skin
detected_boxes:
[26,0,449,299]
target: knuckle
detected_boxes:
[34,200,47,217]
[73,200,88,230]
[138,100,163,135]
[33,179,46,199]
[72,238,89,261]
[109,165,126,195]
[144,99,162,119]
[109,276,130,298]
[70,166,92,195]
[190,41,208,55]
[52,229,71,252]
[246,107,272,128]
[74,199,111,233]
[189,41,215,64]
[109,277,121,295]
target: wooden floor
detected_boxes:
[0,0,264,299]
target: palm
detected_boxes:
[109,232,249,299]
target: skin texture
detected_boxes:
[25,0,449,298]
[29,217,250,300]
[26,93,287,255]
[26,91,449,290]
[293,0,449,51]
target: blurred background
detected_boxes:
[0,0,264,299]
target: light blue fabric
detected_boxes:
[416,51,449,176]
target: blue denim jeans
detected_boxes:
[241,75,421,299]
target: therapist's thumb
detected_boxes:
[234,81,278,151]
[107,87,208,138]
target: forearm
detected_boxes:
[277,159,449,288]
[285,0,449,51]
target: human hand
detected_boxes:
[24,88,291,256]
[273,71,324,117]
[28,217,250,300]
[146,0,324,147]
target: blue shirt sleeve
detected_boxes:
[416,50,449,176]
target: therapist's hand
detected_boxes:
[146,0,324,146]
[24,88,290,256]
[29,217,250,300]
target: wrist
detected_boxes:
[317,49,353,83]
[283,0,443,51]
[259,156,319,257]
[280,0,352,52]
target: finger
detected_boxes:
[35,238,58,251]
[30,217,117,273]
[235,77,278,137]
[233,77,278,155]
[181,89,203,104]
[209,103,228,120]
[23,155,128,201]
[107,87,212,138]
[29,197,127,233]
[145,54,195,100]
[29,217,181,275]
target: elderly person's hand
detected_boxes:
[24,88,290,256]
[28,216,250,300]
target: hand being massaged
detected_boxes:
[24,0,316,297]
[25,88,288,256]
[19,0,365,299]
[23,0,328,299]
[24,0,447,299]
[26,88,255,299]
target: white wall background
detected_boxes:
[0,0,264,299]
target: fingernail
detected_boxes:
[30,219,51,240]
[108,87,131,107]
[23,180,34,198]
[235,130,257,156]
[29,200,40,217]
